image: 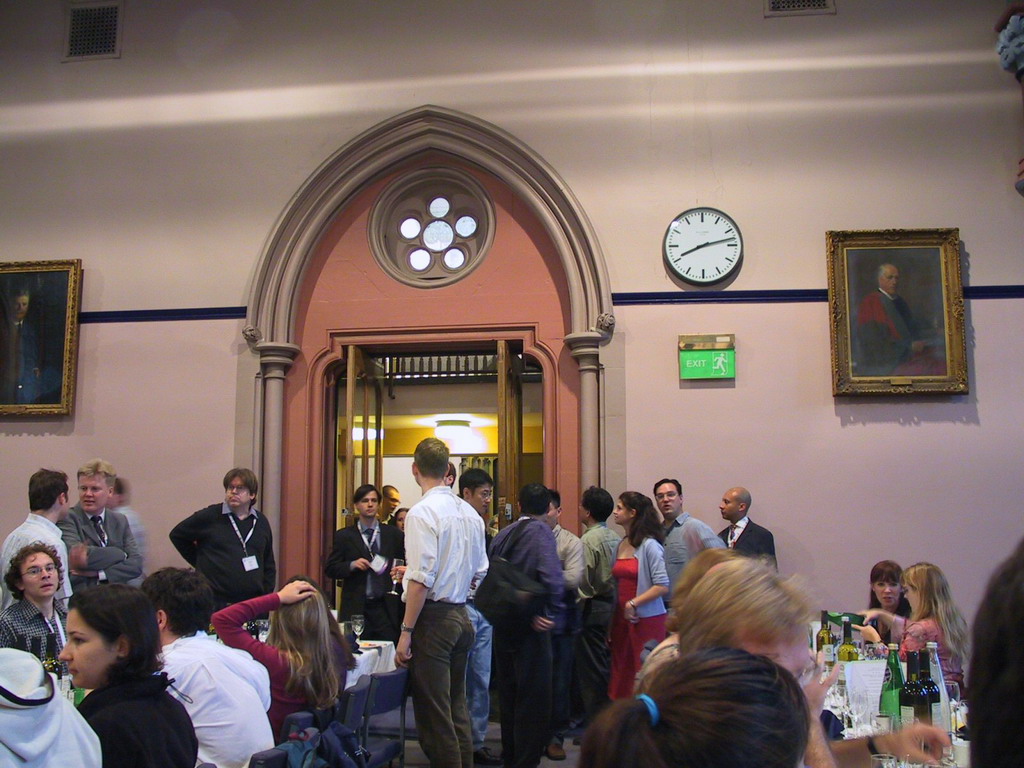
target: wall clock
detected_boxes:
[663,207,743,285]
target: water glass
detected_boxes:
[870,755,897,768]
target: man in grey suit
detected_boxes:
[58,459,142,589]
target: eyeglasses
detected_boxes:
[226,485,251,495]
[21,564,57,578]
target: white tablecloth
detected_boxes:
[345,640,396,689]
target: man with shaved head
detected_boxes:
[717,487,776,569]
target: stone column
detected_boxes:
[996,5,1024,195]
[566,325,610,490]
[255,341,300,525]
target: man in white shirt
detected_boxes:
[1,469,73,611]
[397,438,488,768]
[141,567,274,768]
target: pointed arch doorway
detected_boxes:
[245,107,614,578]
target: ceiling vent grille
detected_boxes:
[764,0,836,17]
[63,2,122,61]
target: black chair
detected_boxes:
[361,667,409,768]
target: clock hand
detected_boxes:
[676,236,735,257]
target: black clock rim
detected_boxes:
[662,207,743,285]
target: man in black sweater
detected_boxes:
[169,468,276,608]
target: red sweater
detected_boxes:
[211,592,306,740]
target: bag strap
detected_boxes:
[494,517,535,560]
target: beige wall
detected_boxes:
[1,1,1022,623]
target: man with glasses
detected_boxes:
[58,459,142,590]
[654,478,723,591]
[169,468,276,609]
[1,469,74,610]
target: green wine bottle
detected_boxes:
[900,651,922,726]
[816,610,836,671]
[879,643,904,728]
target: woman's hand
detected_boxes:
[862,608,894,627]
[278,580,317,605]
[855,623,882,644]
[624,599,639,624]
[802,652,839,717]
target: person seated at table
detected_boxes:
[861,561,967,687]
[141,567,274,768]
[0,543,67,669]
[639,558,949,768]
[58,584,198,768]
[284,574,353,682]
[864,560,911,645]
[969,535,1024,768]
[581,647,808,768]
[212,579,341,739]
[0,647,101,768]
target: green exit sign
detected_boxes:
[679,334,735,380]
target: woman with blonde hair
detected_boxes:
[664,547,740,633]
[640,557,950,768]
[213,578,341,738]
[862,561,968,687]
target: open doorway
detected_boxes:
[334,346,544,543]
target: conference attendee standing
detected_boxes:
[1,468,73,611]
[169,468,276,609]
[543,489,583,761]
[574,486,620,726]
[325,484,405,643]
[489,483,565,768]
[654,477,724,590]
[608,491,669,699]
[718,486,776,568]
[58,460,142,590]
[397,438,488,768]
[142,568,274,768]
[458,467,503,767]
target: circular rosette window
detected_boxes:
[369,168,495,287]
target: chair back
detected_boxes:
[338,674,373,731]
[365,667,408,717]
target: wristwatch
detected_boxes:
[401,623,415,634]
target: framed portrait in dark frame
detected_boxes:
[826,229,967,396]
[0,260,82,415]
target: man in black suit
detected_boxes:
[717,486,777,569]
[325,483,404,642]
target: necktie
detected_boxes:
[364,528,381,599]
[728,525,738,548]
[91,515,108,546]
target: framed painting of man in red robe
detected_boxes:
[826,229,967,396]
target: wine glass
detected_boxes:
[390,559,405,595]
[351,614,365,647]
[944,681,961,734]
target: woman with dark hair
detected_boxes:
[582,647,809,768]
[608,491,669,699]
[0,542,67,667]
[865,560,911,644]
[212,578,341,738]
[862,562,968,687]
[58,584,197,768]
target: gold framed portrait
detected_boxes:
[0,260,83,416]
[826,229,967,396]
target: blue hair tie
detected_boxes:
[636,693,660,726]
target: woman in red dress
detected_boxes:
[608,491,670,699]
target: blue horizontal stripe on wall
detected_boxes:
[612,285,1024,305]
[75,286,1024,323]
[80,306,247,323]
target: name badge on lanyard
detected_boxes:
[229,514,259,572]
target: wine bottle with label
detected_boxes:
[879,643,904,728]
[836,615,859,662]
[42,634,61,677]
[816,610,836,670]
[900,651,922,725]
[917,647,942,726]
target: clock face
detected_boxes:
[663,208,743,285]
